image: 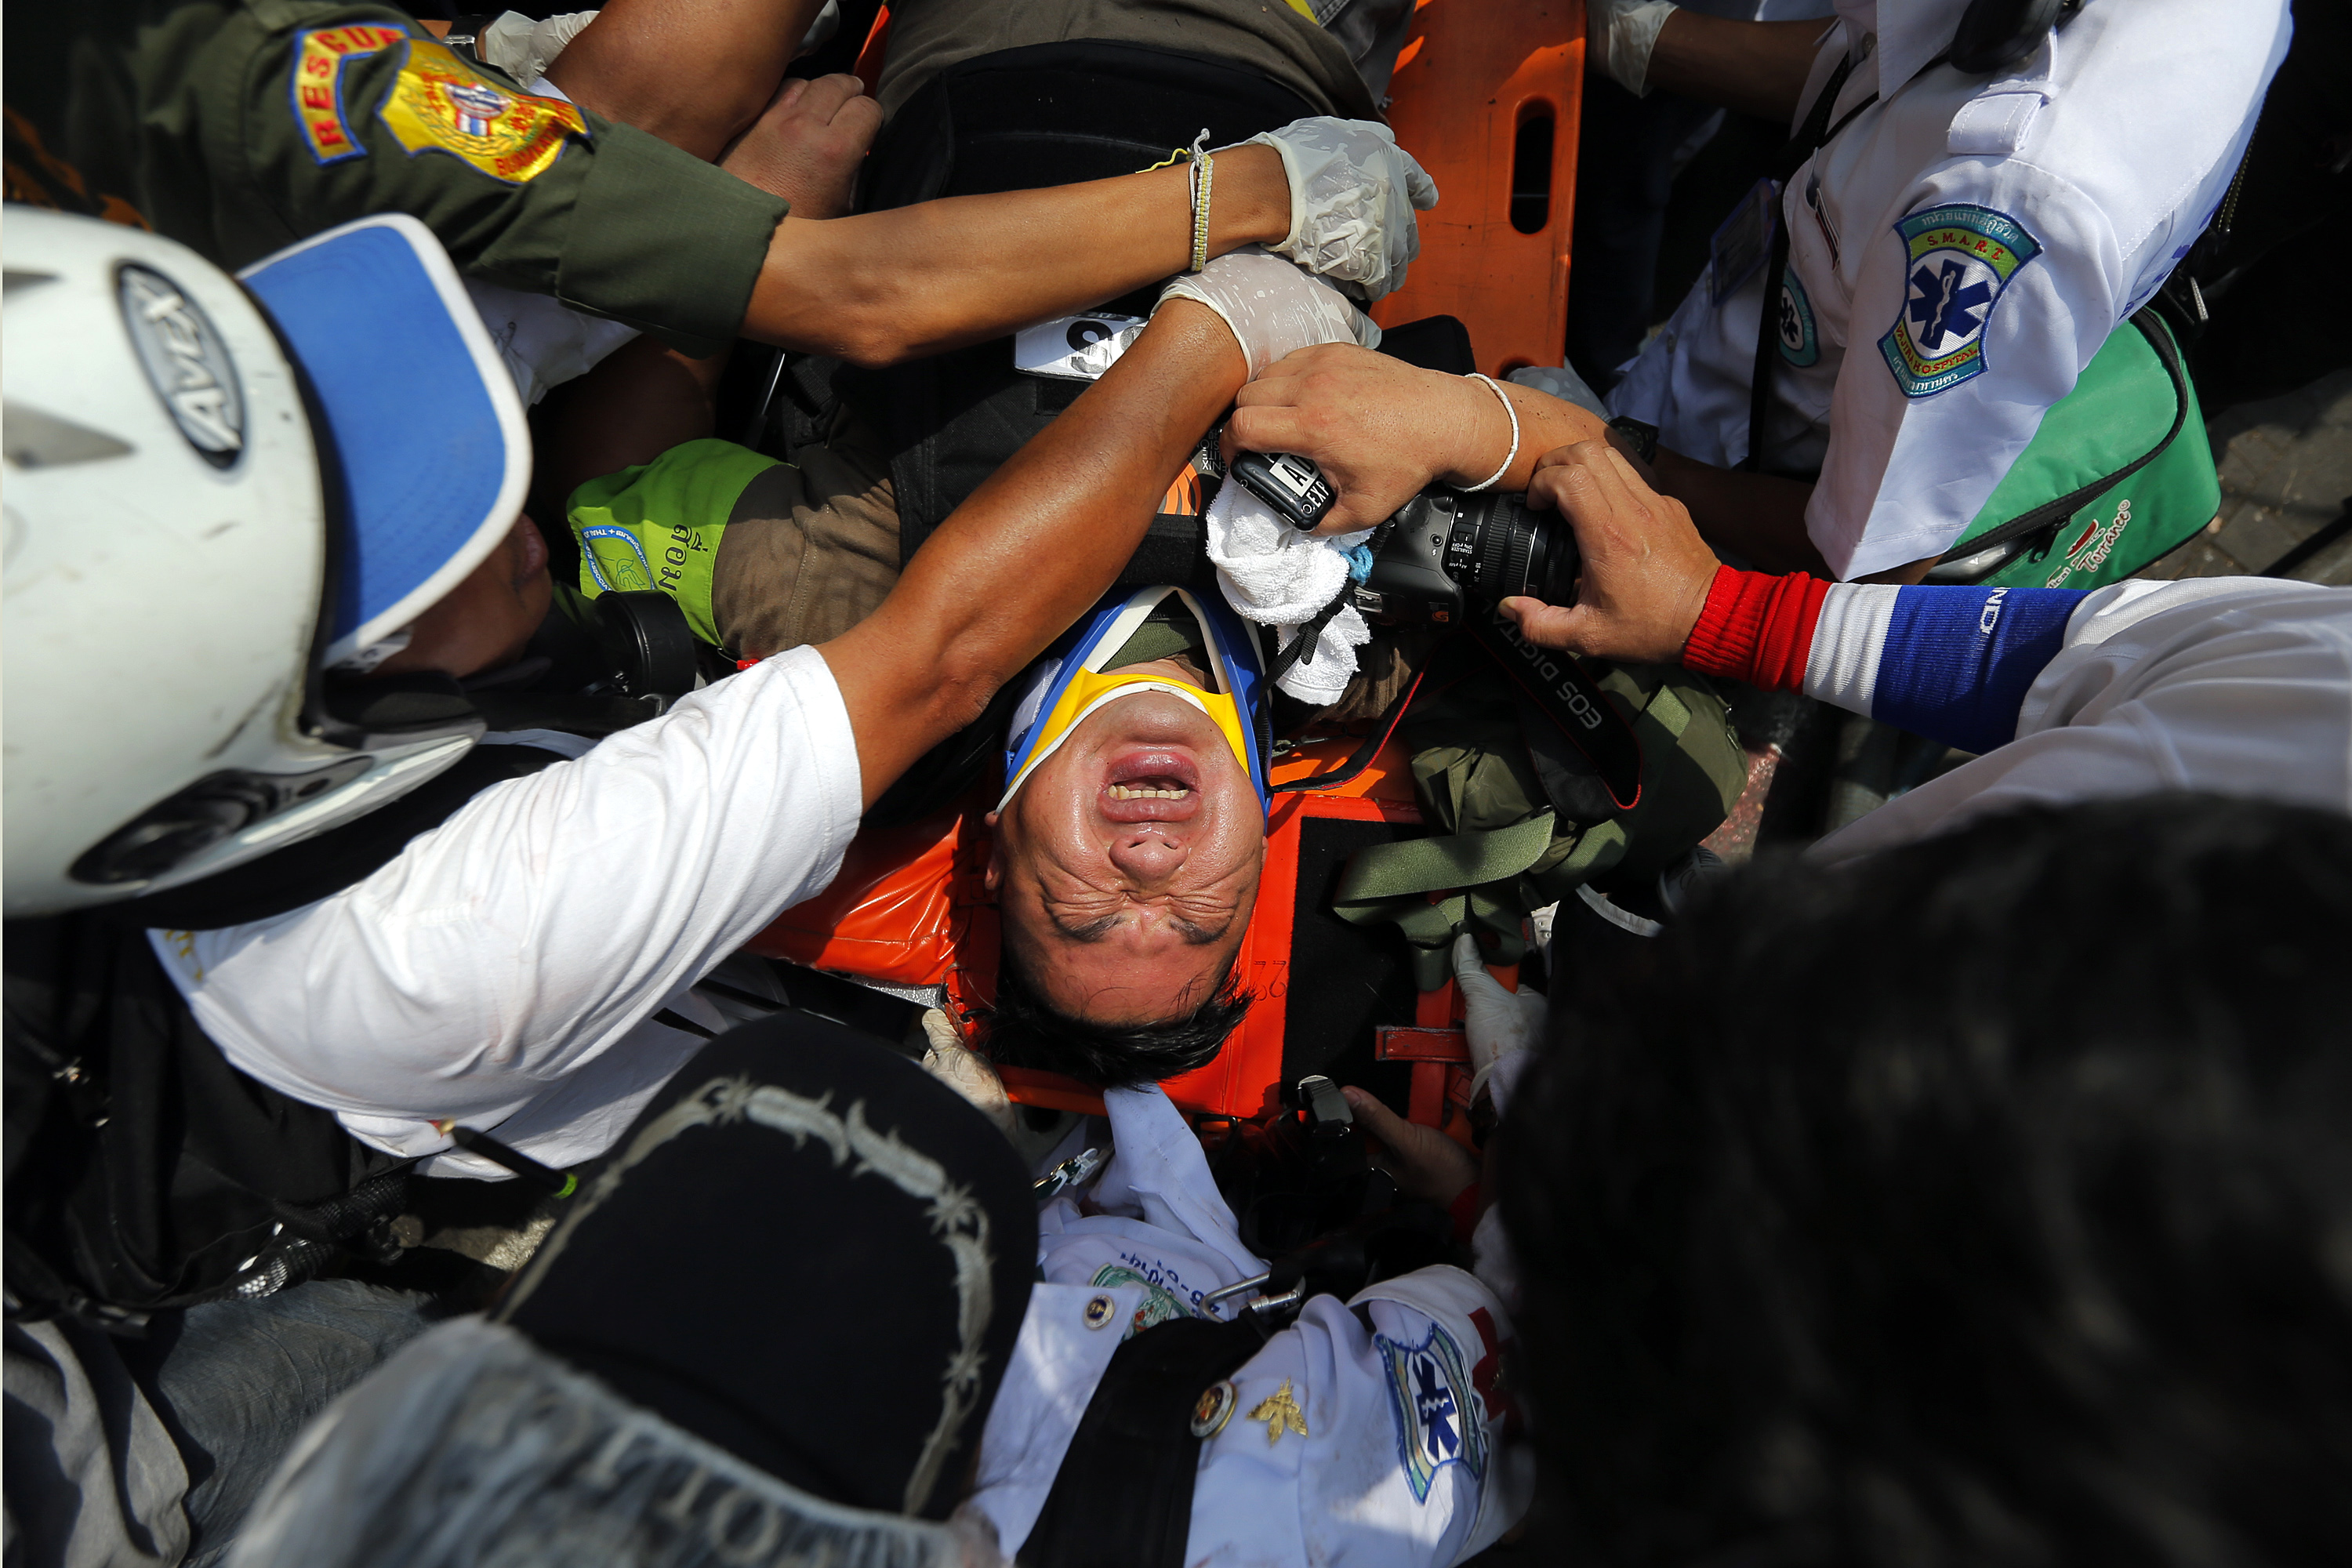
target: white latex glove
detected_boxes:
[1156,247,1380,380]
[796,0,842,58]
[476,10,597,88]
[1454,932,1547,1100]
[920,1009,1017,1138]
[1586,0,1677,96]
[1244,118,1440,302]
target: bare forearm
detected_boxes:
[1654,448,1828,575]
[1443,379,1611,493]
[530,336,728,518]
[821,302,1247,804]
[745,147,1290,364]
[546,0,824,158]
[1646,15,1828,124]
[1656,451,1939,583]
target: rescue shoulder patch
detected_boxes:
[1376,1323,1488,1503]
[377,38,587,183]
[1775,264,1820,368]
[290,24,409,165]
[1878,202,2041,398]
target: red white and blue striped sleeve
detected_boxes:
[1681,568,2088,755]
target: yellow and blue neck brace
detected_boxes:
[1000,586,1272,817]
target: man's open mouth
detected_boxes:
[1102,749,1200,821]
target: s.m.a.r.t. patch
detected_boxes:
[1376,1324,1489,1504]
[376,38,586,183]
[1878,203,2041,397]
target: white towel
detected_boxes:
[1204,481,1375,706]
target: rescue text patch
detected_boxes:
[377,38,587,183]
[1878,203,2041,398]
[1377,1323,1488,1503]
[290,24,409,165]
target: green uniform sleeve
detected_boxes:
[567,438,782,646]
[223,1,787,356]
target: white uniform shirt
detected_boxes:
[1608,0,2289,579]
[147,646,864,1179]
[973,1085,1531,1566]
[1811,579,2352,859]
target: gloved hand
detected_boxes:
[477,10,597,87]
[920,1009,1016,1138]
[1587,0,1678,96]
[1454,932,1547,1100]
[1156,247,1380,379]
[1244,119,1440,302]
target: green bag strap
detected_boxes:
[1332,812,1559,989]
[1951,308,2190,559]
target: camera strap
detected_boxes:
[1467,606,1644,811]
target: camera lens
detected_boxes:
[1445,492,1580,608]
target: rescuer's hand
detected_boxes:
[920,1010,1017,1138]
[1156,249,1376,380]
[1225,346,1612,535]
[1341,1087,1478,1207]
[1451,933,1547,1099]
[1247,118,1439,301]
[1501,439,1721,666]
[1587,0,1679,95]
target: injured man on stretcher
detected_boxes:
[528,246,1621,1087]
[544,260,1367,1077]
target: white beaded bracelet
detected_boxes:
[1460,372,1521,493]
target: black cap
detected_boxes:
[499,1012,1036,1519]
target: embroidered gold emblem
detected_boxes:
[377,38,586,184]
[290,24,409,165]
[1247,1379,1308,1445]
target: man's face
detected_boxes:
[375,515,552,680]
[989,681,1267,1029]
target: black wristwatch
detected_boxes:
[1607,416,1660,465]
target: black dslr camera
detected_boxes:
[1229,449,1580,626]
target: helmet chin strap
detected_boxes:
[328,626,414,674]
[996,675,1250,814]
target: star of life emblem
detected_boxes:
[1878,203,2042,398]
[1376,1325,1489,1503]
[1776,264,1820,368]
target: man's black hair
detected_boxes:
[981,947,1253,1089]
[1502,793,2352,1566]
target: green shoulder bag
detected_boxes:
[1929,308,2220,590]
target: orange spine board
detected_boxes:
[742,804,972,985]
[1370,0,1585,376]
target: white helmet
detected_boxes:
[2,209,530,916]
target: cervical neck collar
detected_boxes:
[1000,586,1272,815]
